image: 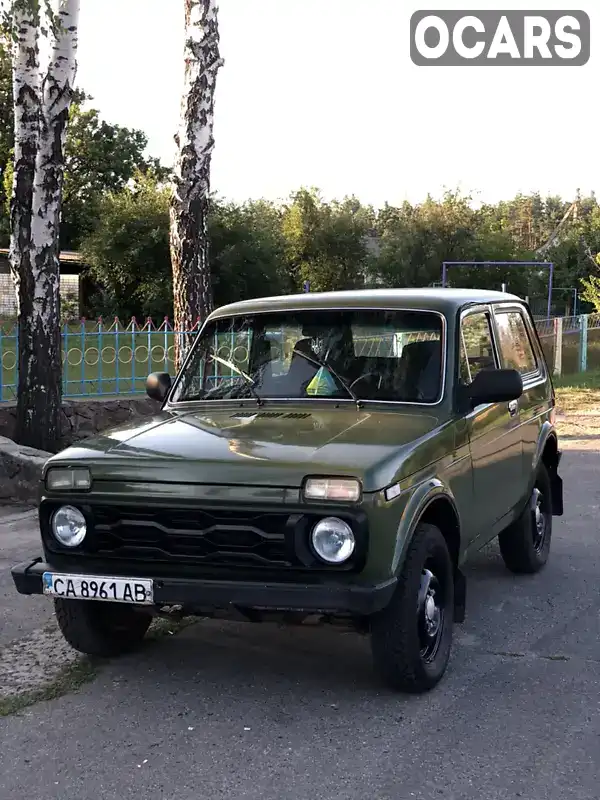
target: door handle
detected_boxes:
[508,400,519,417]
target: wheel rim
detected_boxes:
[530,487,549,553]
[417,567,445,663]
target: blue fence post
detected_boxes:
[80,318,85,394]
[163,318,169,373]
[131,317,136,392]
[98,318,103,395]
[115,317,120,395]
[0,325,3,402]
[579,314,588,373]
[62,320,68,397]
[553,317,563,377]
[213,329,218,385]
[146,318,152,384]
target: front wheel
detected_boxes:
[370,523,454,693]
[54,598,152,657]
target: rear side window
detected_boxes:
[494,310,538,376]
[459,311,498,384]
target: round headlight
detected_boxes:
[52,505,87,547]
[311,517,355,564]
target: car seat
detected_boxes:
[398,340,442,402]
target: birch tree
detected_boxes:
[170,0,223,368]
[6,0,79,450]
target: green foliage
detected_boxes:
[281,188,374,292]
[0,1,59,43]
[209,197,291,306]
[371,191,521,294]
[78,182,600,322]
[60,291,79,322]
[580,275,600,313]
[82,192,292,320]
[61,103,171,250]
[80,171,172,320]
[0,38,11,192]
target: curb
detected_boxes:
[0,436,51,505]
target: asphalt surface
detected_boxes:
[0,506,53,648]
[1,439,599,799]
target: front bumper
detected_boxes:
[11,558,397,616]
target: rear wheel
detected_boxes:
[498,463,552,574]
[54,598,152,657]
[370,523,454,693]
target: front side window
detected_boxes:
[170,309,444,404]
[459,311,498,385]
[494,310,538,376]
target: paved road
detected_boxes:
[0,506,53,648]
[1,440,599,799]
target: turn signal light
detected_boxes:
[303,477,361,502]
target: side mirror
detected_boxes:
[146,371,172,403]
[467,368,523,407]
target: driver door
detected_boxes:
[460,307,524,546]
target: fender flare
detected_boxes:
[531,423,563,515]
[390,478,461,577]
[532,422,559,474]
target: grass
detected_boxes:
[554,369,600,415]
[0,614,198,717]
[0,656,99,717]
[554,369,600,389]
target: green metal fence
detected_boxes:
[534,313,600,377]
[0,318,187,401]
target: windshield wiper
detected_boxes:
[291,348,363,408]
[207,354,263,405]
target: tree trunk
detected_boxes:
[10,0,79,451]
[170,0,223,370]
[9,3,43,445]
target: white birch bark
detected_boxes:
[8,0,80,450]
[9,1,41,319]
[30,0,79,330]
[170,0,223,368]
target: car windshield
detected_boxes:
[169,308,444,404]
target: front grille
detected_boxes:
[85,506,294,567]
[42,503,368,574]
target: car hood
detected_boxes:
[48,404,451,493]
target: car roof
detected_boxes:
[208,287,525,319]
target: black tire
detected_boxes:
[54,598,152,657]
[498,463,552,575]
[370,522,454,693]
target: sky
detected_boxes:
[75,0,600,209]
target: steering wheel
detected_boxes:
[350,372,382,391]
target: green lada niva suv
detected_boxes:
[12,288,563,693]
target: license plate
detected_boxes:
[42,572,154,605]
